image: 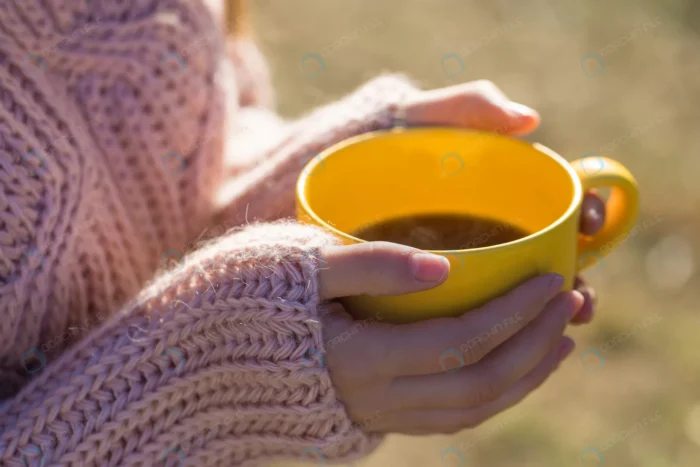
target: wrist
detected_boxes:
[349,74,422,129]
[392,90,436,128]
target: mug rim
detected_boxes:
[296,127,583,254]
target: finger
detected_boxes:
[373,273,566,378]
[384,292,582,411]
[570,276,596,325]
[579,190,606,235]
[371,337,573,435]
[318,242,449,300]
[458,336,574,427]
[405,80,540,136]
[454,80,540,135]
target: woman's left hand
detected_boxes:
[573,192,605,324]
[399,79,604,324]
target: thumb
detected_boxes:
[318,242,450,300]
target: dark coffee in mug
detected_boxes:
[352,213,530,250]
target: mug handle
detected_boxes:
[571,156,640,271]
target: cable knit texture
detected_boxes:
[0,0,420,465]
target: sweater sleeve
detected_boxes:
[216,74,422,225]
[0,222,379,467]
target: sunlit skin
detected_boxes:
[314,80,605,434]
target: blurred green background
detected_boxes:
[252,1,700,466]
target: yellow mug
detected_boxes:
[296,128,639,323]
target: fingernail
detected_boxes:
[505,102,538,120]
[586,206,601,222]
[411,253,450,283]
[570,290,585,318]
[546,274,565,298]
[557,339,575,361]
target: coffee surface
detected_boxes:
[352,213,530,250]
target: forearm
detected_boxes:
[0,223,378,466]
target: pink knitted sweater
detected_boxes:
[0,2,419,466]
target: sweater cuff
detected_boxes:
[297,73,421,138]
[0,222,380,466]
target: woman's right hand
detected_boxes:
[314,242,584,435]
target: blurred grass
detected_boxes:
[252,1,700,466]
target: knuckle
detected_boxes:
[360,241,402,265]
[473,79,500,93]
[365,241,379,255]
[357,242,414,295]
[461,334,491,365]
[474,79,495,88]
[471,370,506,404]
[320,302,345,316]
[376,327,407,377]
[462,343,484,366]
[363,241,392,255]
[329,354,367,386]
